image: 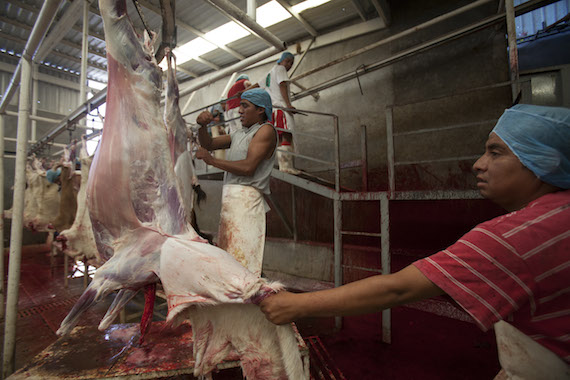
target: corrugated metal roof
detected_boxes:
[0,0,382,86]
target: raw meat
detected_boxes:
[51,146,79,233]
[53,137,102,265]
[23,156,60,232]
[57,0,306,378]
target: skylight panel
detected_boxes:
[204,22,250,46]
[256,1,290,27]
[292,0,331,13]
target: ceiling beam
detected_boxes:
[370,0,391,26]
[0,16,107,59]
[176,66,198,78]
[137,0,245,60]
[0,32,107,72]
[275,0,318,37]
[349,0,367,21]
[4,0,107,43]
[193,56,220,70]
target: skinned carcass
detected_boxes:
[23,156,60,232]
[51,145,79,233]
[53,137,102,266]
[57,0,306,378]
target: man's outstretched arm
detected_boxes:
[260,264,444,325]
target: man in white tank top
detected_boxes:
[195,89,278,276]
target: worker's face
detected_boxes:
[473,133,542,211]
[280,58,294,71]
[239,100,265,128]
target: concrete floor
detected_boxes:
[1,243,501,379]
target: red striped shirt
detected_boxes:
[414,190,570,363]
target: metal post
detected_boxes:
[291,186,297,241]
[181,92,196,115]
[3,56,32,378]
[333,197,342,330]
[380,193,391,343]
[505,0,520,101]
[360,125,368,191]
[333,116,340,192]
[0,115,5,320]
[31,63,39,142]
[79,0,90,112]
[385,107,395,195]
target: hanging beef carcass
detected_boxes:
[23,156,60,232]
[51,144,79,233]
[53,137,102,266]
[57,0,306,378]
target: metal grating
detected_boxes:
[18,295,80,319]
[304,336,346,380]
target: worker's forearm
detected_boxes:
[295,275,405,318]
[279,83,292,108]
[198,126,213,149]
[207,156,256,177]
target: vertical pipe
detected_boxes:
[291,186,297,242]
[385,107,395,195]
[333,116,340,192]
[79,0,90,111]
[3,57,32,378]
[380,193,391,343]
[360,124,368,191]
[247,0,256,21]
[333,197,342,330]
[31,64,39,143]
[0,115,5,320]
[181,92,196,115]
[505,0,520,101]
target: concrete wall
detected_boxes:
[189,0,520,281]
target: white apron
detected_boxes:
[217,184,267,277]
[493,321,569,380]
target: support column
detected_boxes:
[31,63,39,142]
[0,115,5,321]
[80,0,90,116]
[505,0,519,101]
[380,193,391,343]
[3,56,32,378]
[333,197,342,330]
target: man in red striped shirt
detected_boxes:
[260,104,570,376]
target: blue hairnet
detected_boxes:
[236,74,249,82]
[46,168,61,183]
[492,104,570,189]
[277,52,294,64]
[241,88,273,121]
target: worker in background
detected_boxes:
[46,167,62,185]
[261,104,570,378]
[209,103,227,160]
[195,88,278,277]
[225,74,251,134]
[248,52,300,174]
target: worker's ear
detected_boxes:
[257,107,265,118]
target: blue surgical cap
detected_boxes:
[241,88,273,121]
[277,52,294,64]
[492,104,570,189]
[236,74,249,82]
[46,168,61,183]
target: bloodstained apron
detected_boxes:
[217,184,267,277]
[493,321,569,379]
